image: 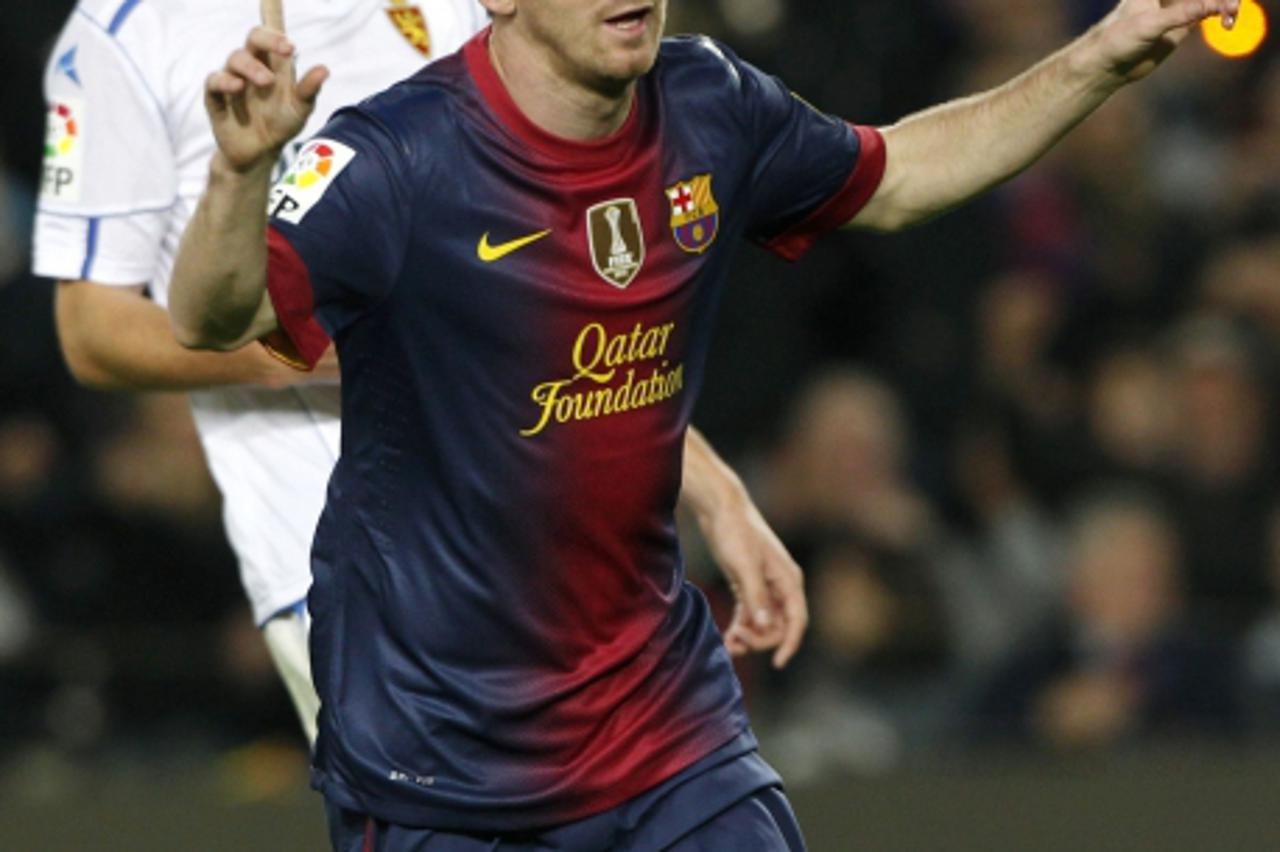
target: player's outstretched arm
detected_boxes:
[851,0,1240,232]
[57,281,339,390]
[681,428,808,669]
[169,0,328,352]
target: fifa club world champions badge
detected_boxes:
[666,174,719,254]
[386,0,432,57]
[587,198,645,289]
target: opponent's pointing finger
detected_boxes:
[261,0,286,32]
[246,25,294,58]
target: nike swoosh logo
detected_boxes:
[477,229,552,262]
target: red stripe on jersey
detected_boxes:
[764,123,887,261]
[264,225,331,369]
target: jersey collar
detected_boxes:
[464,28,648,171]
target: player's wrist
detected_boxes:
[210,149,280,182]
[1068,20,1140,94]
[1063,23,1127,95]
[691,468,749,528]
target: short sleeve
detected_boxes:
[727,48,886,261]
[31,4,176,285]
[264,110,412,368]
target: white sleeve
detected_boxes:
[31,2,176,286]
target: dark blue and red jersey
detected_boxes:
[264,29,884,831]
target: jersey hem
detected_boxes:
[258,595,311,629]
[36,201,177,220]
[247,579,315,628]
[32,254,155,286]
[312,720,754,834]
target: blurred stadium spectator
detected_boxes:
[971,489,1242,749]
[1165,316,1275,624]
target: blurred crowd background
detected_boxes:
[3,0,1280,846]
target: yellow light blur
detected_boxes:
[1202,0,1268,59]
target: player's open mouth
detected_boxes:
[604,6,653,33]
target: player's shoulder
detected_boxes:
[653,34,779,116]
[65,0,173,35]
[46,0,179,91]
[64,0,262,51]
[656,34,754,92]
[653,34,771,125]
[54,0,185,74]
[339,50,471,154]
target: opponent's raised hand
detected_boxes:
[205,0,329,172]
[1091,0,1240,83]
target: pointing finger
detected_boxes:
[246,25,294,57]
[261,0,285,32]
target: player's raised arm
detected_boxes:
[851,0,1240,232]
[169,0,329,351]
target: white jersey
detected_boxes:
[33,0,488,624]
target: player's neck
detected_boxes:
[488,27,636,142]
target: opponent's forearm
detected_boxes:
[57,281,293,391]
[680,427,748,524]
[856,27,1120,231]
[169,153,279,351]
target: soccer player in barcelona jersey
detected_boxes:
[170,0,1241,847]
[33,0,802,748]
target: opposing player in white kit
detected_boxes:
[33,0,808,744]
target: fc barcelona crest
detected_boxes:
[586,198,645,289]
[666,174,719,254]
[386,0,432,57]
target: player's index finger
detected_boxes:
[260,0,285,31]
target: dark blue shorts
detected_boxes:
[325,743,806,851]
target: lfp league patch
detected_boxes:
[268,139,357,225]
[41,97,85,203]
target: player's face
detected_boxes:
[517,0,667,94]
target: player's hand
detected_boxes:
[1089,0,1240,84]
[699,491,808,669]
[204,0,329,173]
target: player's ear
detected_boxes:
[478,0,513,20]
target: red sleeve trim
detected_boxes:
[763,124,887,262]
[263,225,331,370]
